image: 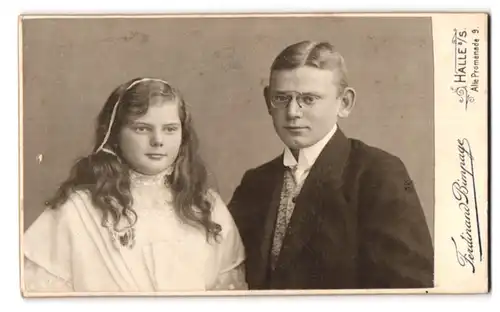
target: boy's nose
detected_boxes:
[286,99,303,118]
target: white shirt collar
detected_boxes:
[283,124,338,170]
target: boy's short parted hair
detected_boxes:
[270,41,349,92]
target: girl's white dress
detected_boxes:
[23,171,247,293]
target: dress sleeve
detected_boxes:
[208,191,248,291]
[24,257,73,292]
[213,262,247,291]
[23,198,77,293]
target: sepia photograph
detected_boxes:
[18,12,488,296]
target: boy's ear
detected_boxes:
[337,87,356,118]
[263,86,272,114]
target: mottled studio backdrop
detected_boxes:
[22,16,435,239]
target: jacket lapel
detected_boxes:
[273,128,351,272]
[252,158,284,287]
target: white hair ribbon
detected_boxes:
[94,78,169,156]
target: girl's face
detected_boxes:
[118,99,182,176]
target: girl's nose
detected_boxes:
[150,131,164,147]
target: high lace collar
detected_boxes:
[129,169,171,187]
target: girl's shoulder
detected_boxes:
[206,189,226,213]
[40,190,93,222]
[60,189,92,207]
[23,191,96,284]
[206,189,236,232]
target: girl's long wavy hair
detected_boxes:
[46,77,222,242]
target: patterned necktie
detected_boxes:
[270,166,302,270]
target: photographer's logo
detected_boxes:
[450,28,481,110]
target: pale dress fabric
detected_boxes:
[23,170,247,293]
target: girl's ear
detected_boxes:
[337,87,356,118]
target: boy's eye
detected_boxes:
[272,95,290,103]
[301,95,317,105]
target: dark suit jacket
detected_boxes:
[228,128,434,290]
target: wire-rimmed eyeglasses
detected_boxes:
[269,92,321,109]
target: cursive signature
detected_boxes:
[450,138,482,274]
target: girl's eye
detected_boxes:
[133,126,149,133]
[165,126,179,133]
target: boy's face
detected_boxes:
[118,100,182,175]
[265,66,349,151]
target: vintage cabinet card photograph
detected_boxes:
[18,12,489,297]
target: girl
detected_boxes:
[23,77,247,293]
